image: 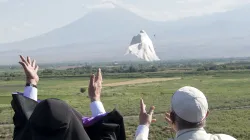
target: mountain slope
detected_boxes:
[0,5,164,51]
[0,5,250,64]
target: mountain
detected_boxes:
[0,4,164,51]
[0,4,250,64]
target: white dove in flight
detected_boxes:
[125,30,160,61]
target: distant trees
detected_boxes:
[129,65,137,73]
[2,60,250,81]
[197,64,250,71]
[41,69,54,75]
[57,64,161,75]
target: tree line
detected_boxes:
[196,64,250,71]
[1,61,250,81]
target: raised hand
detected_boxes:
[88,68,102,102]
[19,55,39,85]
[139,98,156,127]
[164,112,177,133]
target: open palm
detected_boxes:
[19,55,39,85]
[88,68,102,102]
[139,98,156,127]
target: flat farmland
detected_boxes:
[0,73,249,140]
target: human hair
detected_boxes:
[170,111,205,130]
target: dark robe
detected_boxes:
[11,94,126,140]
[84,109,126,140]
[11,94,90,140]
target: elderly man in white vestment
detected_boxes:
[134,86,237,140]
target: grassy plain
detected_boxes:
[0,72,250,140]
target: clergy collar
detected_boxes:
[176,127,206,138]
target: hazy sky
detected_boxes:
[1,0,250,43]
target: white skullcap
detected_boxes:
[171,86,208,123]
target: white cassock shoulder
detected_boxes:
[125,30,160,62]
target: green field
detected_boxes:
[0,72,250,140]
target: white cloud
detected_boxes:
[11,26,21,31]
[85,3,115,9]
[101,0,118,4]
[18,2,25,6]
[9,22,33,31]
[1,0,250,43]
[0,0,89,43]
[0,0,8,3]
[23,22,33,27]
[104,0,250,21]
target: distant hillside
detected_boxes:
[0,4,249,64]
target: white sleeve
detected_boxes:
[218,134,237,140]
[90,101,106,117]
[135,125,149,140]
[23,86,38,101]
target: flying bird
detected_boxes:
[125,30,160,61]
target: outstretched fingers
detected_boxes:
[165,112,172,124]
[32,59,36,68]
[95,68,102,82]
[19,55,28,66]
[140,98,146,114]
[35,65,39,72]
[19,61,27,69]
[89,74,95,87]
[149,106,156,123]
[152,119,157,123]
[98,68,102,82]
[148,106,155,116]
[27,56,31,64]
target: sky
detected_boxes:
[0,0,250,43]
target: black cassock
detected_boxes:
[11,94,126,140]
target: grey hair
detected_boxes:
[175,114,206,130]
